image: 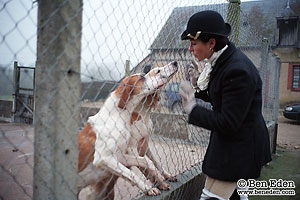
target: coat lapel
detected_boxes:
[209,42,237,83]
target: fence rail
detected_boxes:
[0,0,280,199]
[12,61,35,124]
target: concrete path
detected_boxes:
[0,122,206,200]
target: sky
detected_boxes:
[0,0,259,82]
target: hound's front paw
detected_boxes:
[157,181,170,190]
[145,187,161,196]
[163,173,178,182]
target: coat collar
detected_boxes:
[209,42,237,82]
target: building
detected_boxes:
[133,0,300,106]
[272,0,300,105]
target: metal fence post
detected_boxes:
[33,0,82,199]
[260,38,269,117]
[12,61,19,122]
[227,0,241,46]
[125,60,131,76]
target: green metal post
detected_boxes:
[227,0,241,46]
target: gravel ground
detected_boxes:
[0,110,299,200]
[0,122,206,200]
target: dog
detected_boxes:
[78,61,178,199]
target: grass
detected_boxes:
[249,148,300,200]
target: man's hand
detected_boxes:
[188,60,205,90]
[179,81,197,115]
[188,64,200,89]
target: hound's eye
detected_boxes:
[156,70,160,74]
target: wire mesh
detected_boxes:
[0,0,281,199]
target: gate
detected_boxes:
[12,61,35,124]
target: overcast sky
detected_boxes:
[0,0,259,81]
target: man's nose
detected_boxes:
[189,43,193,52]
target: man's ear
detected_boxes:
[209,38,216,49]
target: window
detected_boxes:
[277,18,298,46]
[288,64,300,91]
[292,65,300,89]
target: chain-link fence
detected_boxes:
[0,0,280,199]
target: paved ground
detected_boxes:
[0,122,206,200]
[0,111,299,200]
[0,123,33,200]
[276,111,300,151]
[250,112,300,200]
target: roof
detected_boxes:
[150,0,299,50]
[150,4,228,50]
[280,0,296,17]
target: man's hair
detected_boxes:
[198,34,229,52]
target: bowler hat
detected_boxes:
[181,10,231,40]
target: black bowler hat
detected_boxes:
[181,10,231,40]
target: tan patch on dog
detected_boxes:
[130,111,142,125]
[78,123,96,172]
[114,74,145,109]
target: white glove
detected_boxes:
[188,59,206,90]
[179,81,197,115]
[188,66,200,89]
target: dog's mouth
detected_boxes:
[157,84,165,89]
[146,63,178,91]
[156,76,169,89]
[169,68,178,77]
[155,71,176,90]
[151,83,164,91]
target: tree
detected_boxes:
[247,6,274,39]
[290,0,300,17]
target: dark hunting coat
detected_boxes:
[189,42,272,181]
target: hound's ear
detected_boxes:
[115,77,135,109]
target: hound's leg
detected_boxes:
[138,137,177,182]
[91,174,118,200]
[93,154,161,196]
[117,151,170,191]
[118,153,162,180]
[134,120,177,183]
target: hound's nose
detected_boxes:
[172,61,178,67]
[171,61,178,72]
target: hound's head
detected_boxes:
[114,61,178,109]
[144,61,178,91]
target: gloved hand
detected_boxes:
[179,81,197,115]
[188,59,206,90]
[188,66,200,89]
